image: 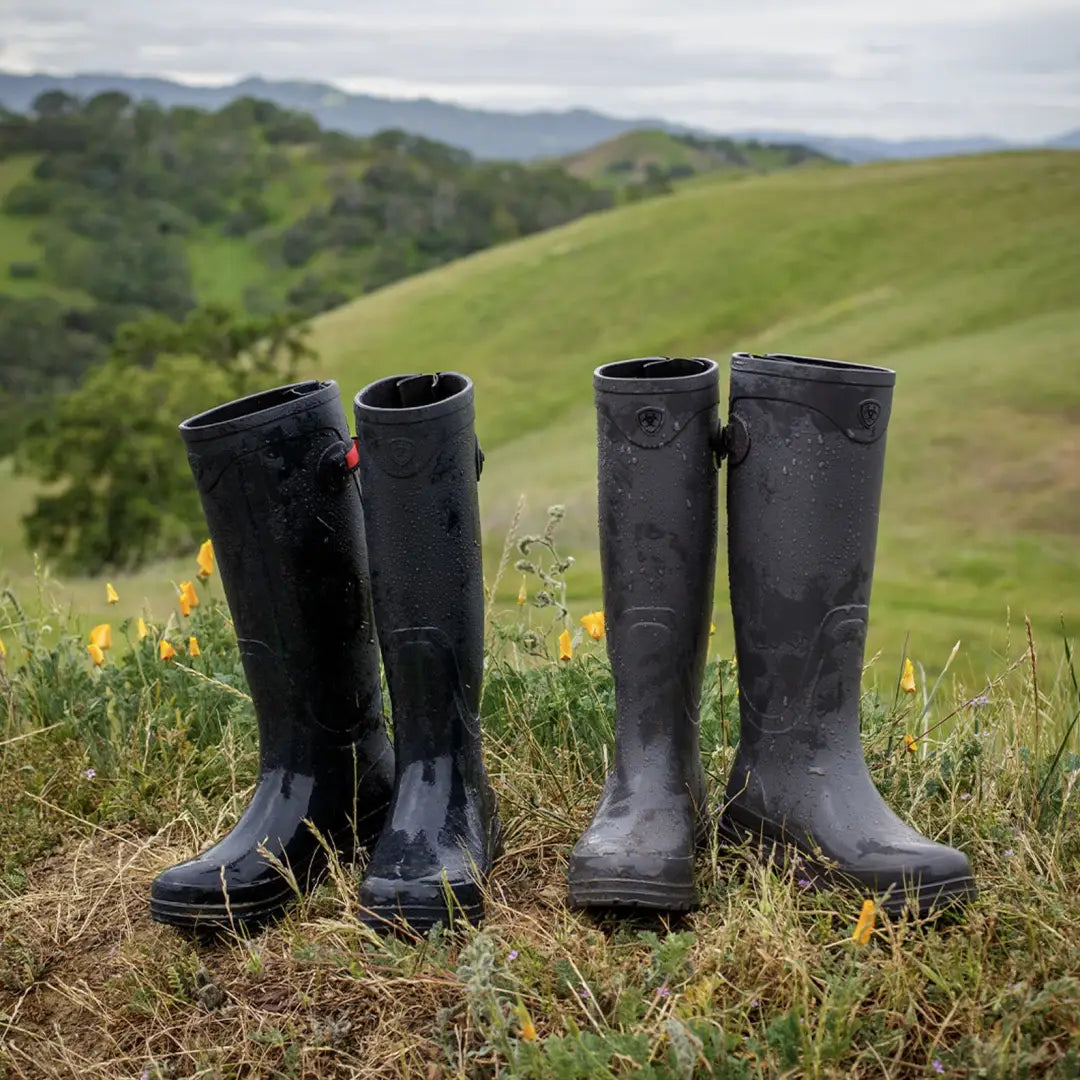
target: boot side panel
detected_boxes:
[596,378,718,782]
[182,388,385,764]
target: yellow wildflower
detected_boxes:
[558,628,573,662]
[852,899,876,945]
[515,1001,537,1042]
[105,582,119,604]
[0,637,5,659]
[188,635,201,658]
[904,733,917,754]
[159,639,176,662]
[580,611,605,641]
[137,617,148,641]
[196,539,214,579]
[900,657,916,694]
[87,643,106,666]
[517,577,528,605]
[179,581,199,613]
[89,623,112,650]
[710,622,716,635]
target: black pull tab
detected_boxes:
[395,373,438,407]
[722,413,750,466]
[475,436,485,480]
[318,438,361,491]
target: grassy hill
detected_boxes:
[3,149,1079,675]
[559,129,834,191]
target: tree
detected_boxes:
[17,305,314,572]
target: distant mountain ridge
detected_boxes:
[0,70,1075,163]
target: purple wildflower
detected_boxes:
[1003,848,1014,856]
[960,793,970,801]
[797,877,812,890]
[657,985,670,998]
[84,767,96,780]
[507,949,518,962]
[579,987,590,998]
[971,695,991,707]
[932,1060,945,1074]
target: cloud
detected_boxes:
[1,0,1078,138]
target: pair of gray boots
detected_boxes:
[568,352,975,917]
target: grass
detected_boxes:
[2,150,1080,678]
[0,545,1078,1077]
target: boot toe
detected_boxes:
[568,809,698,911]
[848,839,976,916]
[149,855,297,929]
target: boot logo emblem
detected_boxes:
[388,437,415,466]
[858,399,882,430]
[637,406,665,435]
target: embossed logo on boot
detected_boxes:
[637,406,665,435]
[858,399,882,430]
[389,437,415,466]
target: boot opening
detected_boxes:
[183,381,328,429]
[358,372,470,410]
[598,357,712,382]
[732,352,895,385]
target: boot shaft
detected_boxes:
[353,373,484,766]
[595,357,719,777]
[726,353,895,745]
[179,380,384,768]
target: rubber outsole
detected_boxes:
[357,894,485,936]
[717,813,977,918]
[568,876,697,912]
[148,886,297,931]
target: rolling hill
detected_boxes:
[558,129,835,189]
[3,150,1079,676]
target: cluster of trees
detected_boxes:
[16,304,313,572]
[279,129,613,295]
[0,91,614,467]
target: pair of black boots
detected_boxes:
[149,374,500,933]
[568,353,975,917]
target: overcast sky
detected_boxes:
[3,0,1078,139]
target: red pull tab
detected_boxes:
[344,438,360,470]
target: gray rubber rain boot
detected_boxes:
[720,352,975,916]
[352,372,501,933]
[568,357,720,911]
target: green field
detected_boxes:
[3,150,1080,677]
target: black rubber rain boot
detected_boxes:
[149,380,394,930]
[720,352,975,916]
[568,357,720,911]
[353,372,500,933]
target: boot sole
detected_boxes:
[149,886,297,931]
[568,876,697,912]
[357,894,486,935]
[718,814,976,918]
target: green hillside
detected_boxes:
[307,150,1080,671]
[560,128,835,192]
[3,150,1079,674]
